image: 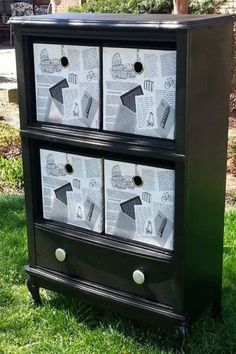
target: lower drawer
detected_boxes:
[35,226,177,307]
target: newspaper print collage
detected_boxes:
[36,45,176,250]
[34,43,100,128]
[103,47,176,139]
[40,149,104,233]
[105,160,175,250]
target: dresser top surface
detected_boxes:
[9,13,234,30]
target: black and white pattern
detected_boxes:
[103,47,176,139]
[33,43,100,128]
[40,149,104,233]
[10,2,34,17]
[34,5,49,15]
[105,160,175,250]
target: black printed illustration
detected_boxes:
[40,149,104,233]
[84,196,100,229]
[156,99,175,138]
[103,47,176,139]
[146,112,154,127]
[80,91,98,127]
[54,182,73,205]
[87,70,98,81]
[111,52,136,80]
[76,205,83,219]
[82,94,92,118]
[89,179,99,189]
[45,153,66,177]
[142,192,151,203]
[73,179,81,189]
[120,196,142,220]
[87,200,95,221]
[105,159,175,250]
[154,211,173,246]
[144,79,154,92]
[34,43,100,128]
[164,77,176,89]
[73,103,79,117]
[157,217,167,237]
[146,221,153,235]
[120,85,143,113]
[39,48,62,73]
[160,101,170,129]
[68,73,78,84]
[111,165,134,189]
[49,79,69,104]
[161,192,174,203]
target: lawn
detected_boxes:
[0,195,236,353]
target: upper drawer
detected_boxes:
[103,47,176,139]
[33,43,100,129]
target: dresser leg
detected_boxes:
[176,324,188,350]
[27,276,42,306]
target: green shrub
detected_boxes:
[231,190,236,205]
[230,139,236,155]
[69,0,172,14]
[0,156,23,189]
[189,0,226,14]
[0,121,21,158]
[138,0,172,13]
[69,0,226,15]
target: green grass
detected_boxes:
[0,156,23,189]
[0,195,236,353]
[0,121,23,192]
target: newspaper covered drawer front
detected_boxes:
[103,47,176,139]
[105,159,175,251]
[33,43,100,128]
[35,226,176,306]
[40,149,104,233]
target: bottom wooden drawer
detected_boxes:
[35,226,177,307]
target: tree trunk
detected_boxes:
[173,0,189,14]
[50,0,62,13]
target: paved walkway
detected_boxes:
[0,45,17,91]
[0,44,19,127]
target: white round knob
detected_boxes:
[55,248,66,262]
[132,269,145,285]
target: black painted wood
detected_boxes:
[25,265,189,329]
[9,13,234,30]
[20,129,184,162]
[34,225,175,307]
[35,221,172,260]
[11,14,233,336]
[182,23,232,320]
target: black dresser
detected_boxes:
[10,13,233,343]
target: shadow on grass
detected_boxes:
[46,293,179,352]
[42,282,236,353]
